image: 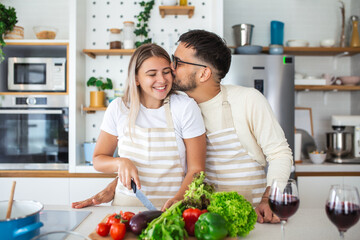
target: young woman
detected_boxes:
[90,44,206,210]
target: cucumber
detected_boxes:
[129,210,163,235]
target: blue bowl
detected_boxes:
[235,45,263,55]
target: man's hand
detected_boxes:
[255,196,280,224]
[71,178,118,209]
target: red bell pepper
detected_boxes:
[182,208,208,236]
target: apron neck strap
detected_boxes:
[220,85,235,129]
[163,96,174,128]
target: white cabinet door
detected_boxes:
[0,178,69,205]
[344,177,360,191]
[69,178,115,206]
[297,176,343,208]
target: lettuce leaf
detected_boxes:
[207,191,257,237]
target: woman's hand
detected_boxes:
[117,157,141,191]
[161,197,181,211]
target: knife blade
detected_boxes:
[131,180,157,210]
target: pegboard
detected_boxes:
[84,0,214,142]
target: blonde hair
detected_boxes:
[122,44,172,137]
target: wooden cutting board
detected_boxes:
[88,214,237,240]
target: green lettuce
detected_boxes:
[182,171,215,209]
[207,191,257,237]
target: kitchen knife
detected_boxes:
[131,180,157,210]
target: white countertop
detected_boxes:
[44,205,360,240]
[295,159,360,173]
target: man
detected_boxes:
[72,30,292,224]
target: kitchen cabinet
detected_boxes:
[298,176,360,208]
[0,177,114,205]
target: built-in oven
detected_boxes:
[0,95,69,170]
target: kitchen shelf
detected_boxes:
[0,92,68,95]
[295,85,360,91]
[83,106,107,113]
[159,6,195,18]
[262,47,360,56]
[82,49,136,59]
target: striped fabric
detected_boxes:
[113,97,184,207]
[205,86,266,205]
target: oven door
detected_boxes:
[0,108,68,170]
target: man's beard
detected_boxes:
[172,73,197,92]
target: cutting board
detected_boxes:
[88,214,237,240]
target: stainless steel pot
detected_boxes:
[232,24,254,46]
[326,132,353,157]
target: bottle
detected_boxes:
[180,0,187,6]
[109,28,122,49]
[123,21,135,49]
[350,15,360,47]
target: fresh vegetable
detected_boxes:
[195,212,228,240]
[106,213,122,226]
[139,201,187,240]
[120,211,135,230]
[96,222,110,237]
[129,210,163,235]
[183,208,208,236]
[207,191,257,237]
[182,171,215,209]
[110,222,126,240]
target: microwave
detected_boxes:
[8,57,66,92]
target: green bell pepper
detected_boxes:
[194,212,228,240]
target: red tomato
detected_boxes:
[106,213,122,226]
[120,211,135,230]
[110,222,126,240]
[96,222,110,237]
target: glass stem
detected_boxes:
[281,220,286,240]
[339,231,345,240]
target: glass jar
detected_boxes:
[109,28,122,49]
[123,21,135,49]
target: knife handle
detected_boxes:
[131,179,137,193]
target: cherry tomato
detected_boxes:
[106,213,122,226]
[96,222,110,237]
[120,211,135,230]
[110,222,126,240]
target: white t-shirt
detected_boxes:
[101,93,206,169]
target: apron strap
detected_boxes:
[163,96,175,128]
[220,85,236,129]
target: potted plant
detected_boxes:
[0,4,18,62]
[87,76,113,107]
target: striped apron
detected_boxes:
[112,97,184,207]
[205,86,267,206]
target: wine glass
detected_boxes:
[268,179,300,240]
[325,185,360,239]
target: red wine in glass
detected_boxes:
[326,185,360,239]
[269,195,300,220]
[326,202,360,232]
[269,179,299,240]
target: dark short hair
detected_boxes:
[178,30,231,80]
